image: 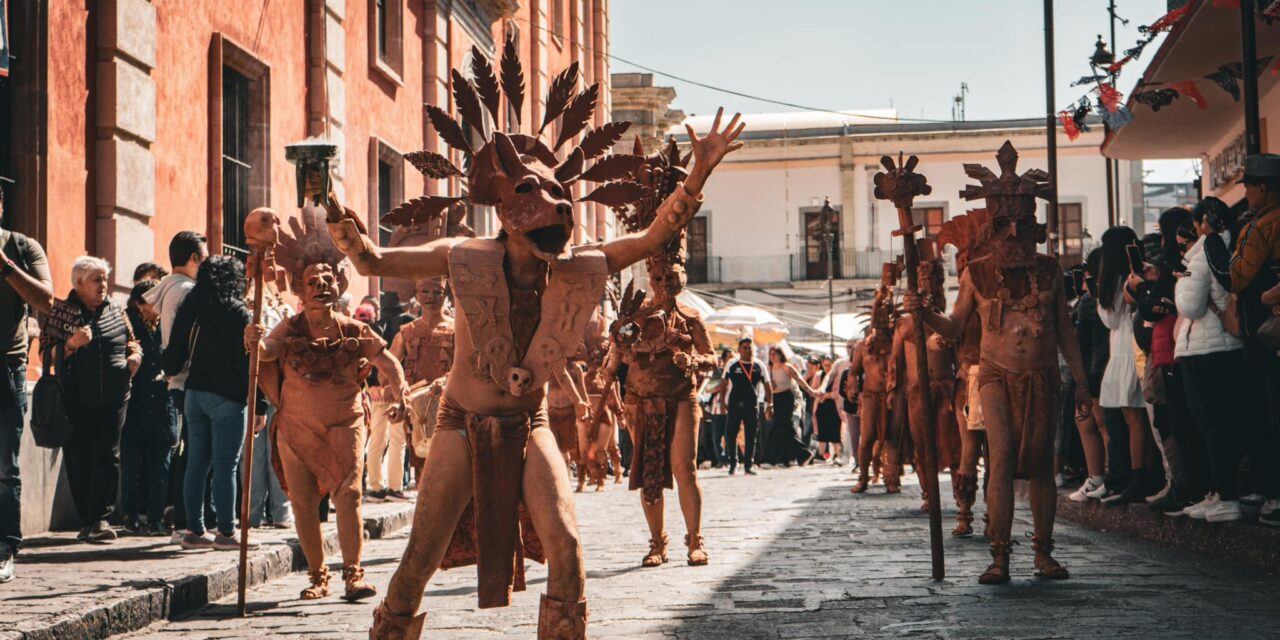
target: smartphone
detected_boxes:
[1071,268,1086,295]
[1125,243,1144,274]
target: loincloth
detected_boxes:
[624,392,694,505]
[433,396,547,609]
[547,404,579,456]
[977,360,1060,480]
[270,393,370,499]
[907,380,959,471]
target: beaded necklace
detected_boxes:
[992,264,1045,337]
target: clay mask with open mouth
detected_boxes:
[525,224,572,262]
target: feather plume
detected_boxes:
[500,35,525,125]
[578,154,645,184]
[581,180,651,208]
[555,148,585,184]
[425,104,471,154]
[509,134,559,169]
[405,150,463,179]
[451,69,488,138]
[575,121,631,160]
[539,62,579,135]
[470,46,502,122]
[380,196,466,227]
[554,83,599,150]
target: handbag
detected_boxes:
[1207,294,1243,338]
[30,343,73,448]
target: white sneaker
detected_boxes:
[1204,499,1246,523]
[1184,493,1219,520]
[1069,477,1104,503]
[1084,479,1109,500]
[169,529,188,546]
[1145,483,1172,504]
[1261,499,1280,516]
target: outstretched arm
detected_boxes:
[324,194,461,279]
[600,108,745,273]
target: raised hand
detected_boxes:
[687,107,745,177]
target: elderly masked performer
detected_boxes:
[246,208,410,602]
[909,141,1091,585]
[323,37,744,639]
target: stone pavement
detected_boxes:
[120,465,1280,640]
[0,502,414,640]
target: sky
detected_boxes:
[610,0,1198,182]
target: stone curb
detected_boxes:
[1016,481,1280,574]
[11,505,415,640]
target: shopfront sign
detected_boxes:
[1209,132,1247,192]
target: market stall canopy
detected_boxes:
[705,305,791,346]
[677,290,715,317]
[812,312,871,341]
[1104,3,1280,161]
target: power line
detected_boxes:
[507,16,966,125]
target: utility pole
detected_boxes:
[821,197,837,357]
[1044,0,1059,256]
[1242,0,1262,155]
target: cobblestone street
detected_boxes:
[119,465,1280,639]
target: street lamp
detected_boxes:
[820,197,838,357]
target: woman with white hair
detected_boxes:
[41,256,141,542]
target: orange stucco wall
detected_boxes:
[44,3,92,295]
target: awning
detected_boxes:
[1103,1,1280,160]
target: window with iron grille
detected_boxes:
[221,67,252,259]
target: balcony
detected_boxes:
[685,249,919,285]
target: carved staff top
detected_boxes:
[874,153,932,213]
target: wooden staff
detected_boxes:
[875,153,945,581]
[237,209,280,616]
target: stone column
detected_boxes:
[95,0,157,292]
[838,136,859,253]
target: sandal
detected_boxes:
[300,565,330,600]
[850,478,869,494]
[370,602,427,640]
[978,540,1014,585]
[342,564,377,601]
[641,532,668,567]
[685,533,709,566]
[1032,536,1070,580]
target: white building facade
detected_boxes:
[675,111,1142,288]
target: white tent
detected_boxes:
[811,312,871,341]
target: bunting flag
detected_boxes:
[1170,79,1209,108]
[1203,65,1241,101]
[1134,88,1180,112]
[1098,99,1134,129]
[1060,112,1081,141]
[1097,83,1125,112]
[1142,2,1193,33]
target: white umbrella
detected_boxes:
[677,290,715,317]
[704,305,787,330]
[812,312,871,341]
[705,304,790,346]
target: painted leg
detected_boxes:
[522,429,587,639]
[372,431,472,639]
[978,380,1016,585]
[671,401,706,565]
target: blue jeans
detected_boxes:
[183,390,246,536]
[248,407,291,526]
[0,360,27,555]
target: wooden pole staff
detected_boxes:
[237,208,281,616]
[875,153,945,581]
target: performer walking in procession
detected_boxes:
[322,37,743,638]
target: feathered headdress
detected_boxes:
[959,141,1051,220]
[609,137,691,267]
[935,208,990,274]
[377,35,646,229]
[274,205,351,295]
